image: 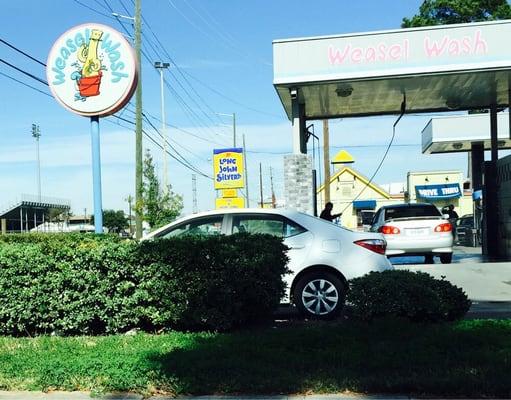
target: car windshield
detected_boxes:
[384,205,441,220]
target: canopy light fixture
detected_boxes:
[335,84,353,97]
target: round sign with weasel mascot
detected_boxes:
[47,23,138,117]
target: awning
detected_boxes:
[415,183,461,200]
[353,200,376,209]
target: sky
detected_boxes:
[0,0,477,216]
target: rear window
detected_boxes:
[384,205,441,220]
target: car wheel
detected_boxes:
[293,272,345,319]
[440,253,453,264]
[424,254,434,264]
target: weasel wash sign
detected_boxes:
[47,23,138,117]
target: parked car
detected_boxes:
[370,203,453,264]
[456,214,480,247]
[145,208,392,319]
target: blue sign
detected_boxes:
[415,183,461,200]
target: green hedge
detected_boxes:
[347,270,471,322]
[0,233,288,335]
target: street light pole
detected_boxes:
[216,112,236,147]
[154,61,170,192]
[233,112,236,147]
[31,124,41,202]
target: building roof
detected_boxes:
[317,166,391,199]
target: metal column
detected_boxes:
[483,103,500,258]
[290,89,307,154]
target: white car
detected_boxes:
[370,203,454,263]
[146,208,392,319]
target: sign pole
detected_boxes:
[91,115,103,233]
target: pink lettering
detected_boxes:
[351,47,362,63]
[378,43,387,61]
[365,47,376,62]
[448,39,460,56]
[389,44,401,60]
[424,35,449,57]
[461,37,471,54]
[328,45,351,65]
[474,29,487,54]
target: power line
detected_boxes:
[72,0,116,19]
[0,58,48,86]
[0,38,46,67]
[0,72,51,97]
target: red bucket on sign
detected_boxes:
[79,71,102,97]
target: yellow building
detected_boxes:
[317,165,473,230]
[317,166,403,230]
[406,170,473,217]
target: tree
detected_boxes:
[402,0,511,27]
[91,210,128,233]
[137,149,183,230]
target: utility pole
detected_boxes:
[134,0,143,239]
[192,174,198,214]
[31,124,41,202]
[242,134,249,207]
[323,120,330,205]
[270,166,276,208]
[125,195,133,235]
[259,162,263,208]
[154,61,170,192]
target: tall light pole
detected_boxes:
[31,124,41,201]
[216,112,236,147]
[154,61,170,192]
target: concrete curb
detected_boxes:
[0,393,417,400]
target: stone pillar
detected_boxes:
[284,154,313,215]
[1,219,6,235]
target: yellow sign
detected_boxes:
[216,197,245,209]
[213,148,244,189]
[221,189,237,198]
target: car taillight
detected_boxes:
[354,239,386,255]
[435,222,452,232]
[379,225,400,234]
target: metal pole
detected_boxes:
[155,62,170,192]
[20,207,23,233]
[192,174,198,214]
[160,67,167,191]
[259,162,263,208]
[91,116,103,233]
[323,120,330,205]
[135,0,143,239]
[233,113,236,147]
[32,124,41,201]
[243,134,249,207]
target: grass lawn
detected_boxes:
[0,318,510,397]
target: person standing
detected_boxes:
[446,204,459,240]
[320,202,342,222]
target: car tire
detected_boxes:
[293,272,345,320]
[440,253,453,264]
[424,254,434,264]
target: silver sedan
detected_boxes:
[370,203,454,264]
[146,208,392,319]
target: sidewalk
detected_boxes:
[0,392,422,399]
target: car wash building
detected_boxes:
[273,20,511,258]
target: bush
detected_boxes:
[347,270,471,322]
[0,233,289,335]
[136,233,289,331]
